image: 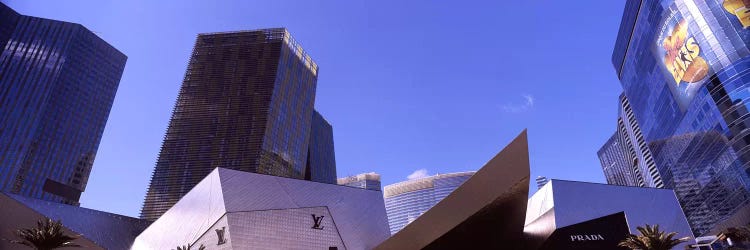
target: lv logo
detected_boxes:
[312,214,325,230]
[215,226,227,245]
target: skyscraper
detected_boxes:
[383,171,475,235]
[306,110,337,184]
[598,93,659,187]
[338,172,382,191]
[140,28,337,221]
[0,3,127,205]
[603,0,750,235]
[534,176,548,190]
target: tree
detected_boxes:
[174,243,206,250]
[9,218,80,250]
[618,224,690,250]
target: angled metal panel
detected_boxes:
[375,130,531,249]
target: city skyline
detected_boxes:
[3,0,625,217]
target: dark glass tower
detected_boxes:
[0,3,127,205]
[305,110,337,184]
[603,0,750,235]
[141,28,337,221]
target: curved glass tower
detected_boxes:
[383,172,475,235]
[606,0,750,235]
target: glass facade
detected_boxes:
[383,172,474,235]
[608,0,750,235]
[0,3,126,205]
[305,110,337,184]
[140,28,337,221]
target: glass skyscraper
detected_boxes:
[306,110,337,184]
[383,172,475,235]
[338,172,382,191]
[140,28,337,221]
[0,3,127,205]
[603,0,750,235]
[599,93,661,187]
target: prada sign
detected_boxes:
[570,234,605,242]
[538,212,630,250]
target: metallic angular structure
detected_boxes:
[133,167,390,250]
[375,131,531,249]
[375,131,693,249]
[0,193,150,250]
[525,180,694,249]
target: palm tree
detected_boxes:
[174,243,206,250]
[9,218,80,250]
[618,224,690,250]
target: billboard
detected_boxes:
[654,0,750,110]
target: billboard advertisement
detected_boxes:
[654,0,750,110]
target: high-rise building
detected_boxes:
[306,110,337,184]
[0,3,127,205]
[598,93,661,187]
[338,172,382,191]
[535,176,549,190]
[598,132,637,186]
[140,28,337,221]
[383,171,475,235]
[604,0,750,235]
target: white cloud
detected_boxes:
[502,94,535,113]
[407,169,429,180]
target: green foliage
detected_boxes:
[618,224,690,250]
[9,218,80,250]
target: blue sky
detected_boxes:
[5,0,627,217]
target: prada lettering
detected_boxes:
[312,214,325,230]
[570,234,605,241]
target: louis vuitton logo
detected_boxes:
[312,214,325,230]
[216,226,226,245]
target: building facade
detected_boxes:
[0,193,150,250]
[535,176,549,189]
[133,168,390,250]
[140,28,337,221]
[525,180,693,250]
[305,110,337,184]
[0,3,127,205]
[598,94,661,187]
[605,0,750,235]
[337,172,382,191]
[383,171,475,235]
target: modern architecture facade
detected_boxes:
[0,2,127,205]
[598,94,661,187]
[525,180,693,250]
[0,193,150,250]
[337,172,382,191]
[306,110,337,184]
[133,168,390,250]
[602,0,750,235]
[383,171,475,235]
[140,28,337,221]
[376,131,693,249]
